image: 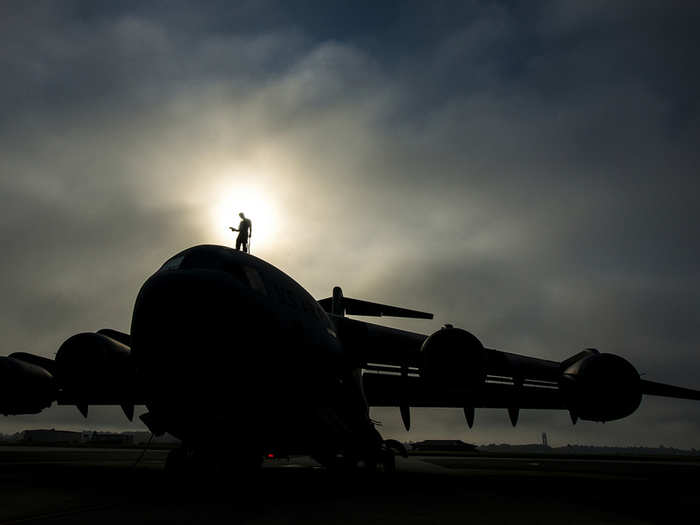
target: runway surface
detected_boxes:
[1,446,698,524]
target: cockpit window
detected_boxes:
[180,250,228,271]
[160,254,184,271]
[159,247,268,293]
[243,266,267,295]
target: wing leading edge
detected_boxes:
[640,379,700,401]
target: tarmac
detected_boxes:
[1,446,699,524]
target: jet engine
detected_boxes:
[420,327,487,391]
[559,350,642,422]
[0,356,56,415]
[55,332,135,402]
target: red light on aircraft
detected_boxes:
[267,453,275,459]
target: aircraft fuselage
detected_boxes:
[130,245,379,460]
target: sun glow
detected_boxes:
[210,185,279,252]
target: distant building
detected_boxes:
[478,443,552,453]
[89,432,133,445]
[125,431,180,445]
[411,440,477,452]
[23,429,81,444]
[129,432,153,445]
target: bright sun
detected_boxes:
[211,185,279,250]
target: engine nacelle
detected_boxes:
[55,332,134,401]
[0,357,56,415]
[559,350,642,422]
[420,327,487,391]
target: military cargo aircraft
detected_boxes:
[2,244,699,471]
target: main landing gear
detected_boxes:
[378,439,408,473]
[315,440,407,473]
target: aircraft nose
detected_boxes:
[130,269,270,400]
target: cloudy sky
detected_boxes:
[1,1,699,448]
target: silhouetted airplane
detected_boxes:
[2,245,699,471]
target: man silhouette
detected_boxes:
[230,212,253,253]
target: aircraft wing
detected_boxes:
[638,379,700,401]
[0,329,143,420]
[332,316,700,429]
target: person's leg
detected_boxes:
[235,237,242,250]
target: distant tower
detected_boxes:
[542,432,549,447]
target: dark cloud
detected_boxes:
[1,1,699,447]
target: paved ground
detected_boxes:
[1,446,698,524]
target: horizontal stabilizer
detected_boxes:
[344,298,433,319]
[319,294,433,319]
[641,379,700,401]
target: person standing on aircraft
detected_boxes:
[229,212,252,253]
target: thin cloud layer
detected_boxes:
[1,1,699,447]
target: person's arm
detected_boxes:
[249,221,252,237]
[229,227,238,231]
